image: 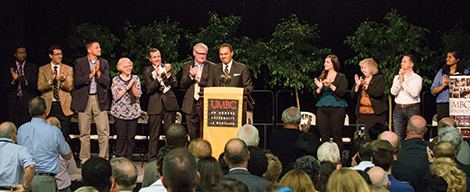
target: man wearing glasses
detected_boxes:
[180,43,215,139]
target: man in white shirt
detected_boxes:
[390,54,422,140]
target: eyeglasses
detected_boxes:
[195,50,207,56]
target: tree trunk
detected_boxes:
[389,95,392,131]
[295,86,300,110]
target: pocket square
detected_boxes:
[234,73,241,76]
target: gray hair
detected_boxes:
[317,142,340,164]
[438,125,463,151]
[110,157,138,189]
[0,121,17,139]
[281,106,301,125]
[237,124,259,146]
[193,43,208,52]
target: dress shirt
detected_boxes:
[431,69,470,103]
[151,64,172,93]
[223,60,233,74]
[391,71,422,104]
[50,63,61,101]
[0,138,35,187]
[189,62,204,83]
[350,161,374,171]
[138,179,167,192]
[13,61,28,86]
[110,75,142,120]
[17,118,70,174]
[55,156,76,190]
[87,56,98,94]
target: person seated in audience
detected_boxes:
[142,123,189,187]
[161,148,199,192]
[224,138,271,192]
[75,157,112,192]
[356,170,372,185]
[188,138,212,162]
[317,142,341,169]
[294,155,321,188]
[262,153,283,183]
[294,132,321,159]
[270,107,303,176]
[350,139,374,171]
[432,141,470,190]
[264,183,293,192]
[46,116,77,192]
[430,157,466,192]
[317,161,337,192]
[326,168,370,192]
[208,178,249,192]
[372,140,414,192]
[280,169,317,192]
[378,131,400,160]
[196,156,223,191]
[238,124,260,147]
[109,157,138,192]
[139,145,176,192]
[438,119,470,166]
[367,166,390,189]
[368,185,389,192]
[392,115,433,191]
[248,146,268,177]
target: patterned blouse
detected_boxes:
[110,75,142,120]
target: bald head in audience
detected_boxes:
[224,138,249,169]
[379,131,400,159]
[368,166,390,189]
[406,115,427,139]
[238,124,259,146]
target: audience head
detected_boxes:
[165,123,189,148]
[46,116,61,129]
[369,123,388,140]
[188,138,212,160]
[359,58,379,77]
[162,148,199,192]
[326,168,370,192]
[29,96,46,117]
[110,157,138,191]
[317,142,340,164]
[156,145,177,175]
[82,157,112,192]
[0,121,17,141]
[358,139,373,162]
[294,155,321,187]
[280,169,316,192]
[367,166,389,188]
[369,185,389,192]
[378,131,400,155]
[237,124,259,146]
[208,177,248,192]
[438,125,463,150]
[407,115,427,137]
[371,140,394,171]
[317,161,337,192]
[247,146,268,177]
[262,153,283,182]
[281,107,301,126]
[432,157,466,192]
[264,183,292,192]
[294,132,319,158]
[433,141,456,159]
[438,117,456,129]
[356,170,372,185]
[224,138,249,168]
[197,156,223,190]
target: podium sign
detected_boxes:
[203,87,244,157]
[449,75,470,138]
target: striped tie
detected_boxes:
[53,66,59,100]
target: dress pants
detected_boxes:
[114,118,138,159]
[78,95,109,162]
[436,103,449,122]
[357,112,387,139]
[148,108,176,159]
[30,175,57,192]
[317,107,346,152]
[9,96,31,128]
[48,101,72,144]
[393,105,420,140]
[185,100,201,140]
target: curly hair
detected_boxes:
[432,157,466,192]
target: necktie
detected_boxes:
[194,64,201,100]
[224,64,229,75]
[53,66,59,100]
[17,64,23,96]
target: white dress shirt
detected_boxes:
[390,71,422,104]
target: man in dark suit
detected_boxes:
[208,43,254,93]
[224,138,271,192]
[143,48,180,160]
[180,43,214,139]
[71,41,110,163]
[6,47,38,127]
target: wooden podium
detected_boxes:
[198,87,254,158]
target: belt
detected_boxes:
[35,172,56,176]
[396,103,419,108]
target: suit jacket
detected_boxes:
[38,63,74,116]
[6,61,38,108]
[351,74,388,115]
[225,169,271,192]
[143,65,179,115]
[208,60,254,93]
[180,60,214,114]
[70,56,110,112]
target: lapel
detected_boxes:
[44,63,53,80]
[201,61,210,79]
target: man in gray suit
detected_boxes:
[208,43,254,93]
[224,138,271,192]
